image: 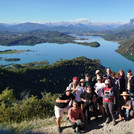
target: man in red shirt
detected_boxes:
[68,101,85,133]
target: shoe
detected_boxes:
[112,120,116,125]
[105,118,111,124]
[57,127,62,133]
[124,117,129,122]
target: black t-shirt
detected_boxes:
[55,93,75,108]
[80,91,96,101]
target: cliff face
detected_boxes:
[116,39,134,55]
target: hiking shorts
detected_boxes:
[54,105,71,118]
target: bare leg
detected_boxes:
[56,117,61,127]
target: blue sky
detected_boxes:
[0,0,134,23]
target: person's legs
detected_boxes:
[54,105,63,132]
[103,102,110,118]
[103,102,111,123]
[108,101,115,120]
[84,104,90,121]
[99,97,104,115]
[126,109,130,119]
[108,101,116,125]
[56,117,61,127]
[92,103,98,119]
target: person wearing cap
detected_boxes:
[54,87,75,133]
[68,101,85,133]
[101,79,116,125]
[94,76,105,115]
[75,79,86,108]
[85,73,94,90]
[92,70,102,86]
[68,76,79,92]
[120,91,132,121]
[125,70,134,108]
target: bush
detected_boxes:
[0,89,59,123]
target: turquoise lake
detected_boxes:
[0,35,134,73]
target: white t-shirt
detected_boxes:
[75,86,86,102]
[94,83,105,97]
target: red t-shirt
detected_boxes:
[103,87,114,102]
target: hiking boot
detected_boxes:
[57,127,62,133]
[112,120,116,126]
[105,118,111,124]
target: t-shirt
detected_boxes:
[102,87,114,102]
[94,83,105,97]
[68,107,84,123]
[55,93,75,108]
[120,98,131,107]
[75,86,86,102]
[80,91,96,104]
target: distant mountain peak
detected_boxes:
[129,19,134,25]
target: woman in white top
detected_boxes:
[94,76,105,115]
[75,79,86,108]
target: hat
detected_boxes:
[120,91,130,96]
[128,69,132,73]
[97,76,101,80]
[73,77,79,81]
[80,79,85,83]
[85,73,89,77]
[105,79,110,85]
[95,70,100,74]
[65,87,72,92]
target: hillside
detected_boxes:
[102,29,134,58]
[0,30,75,45]
[0,57,105,98]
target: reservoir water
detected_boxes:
[0,35,134,73]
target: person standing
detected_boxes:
[85,73,94,90]
[75,79,86,108]
[54,87,75,133]
[101,79,116,125]
[80,85,98,122]
[106,67,112,81]
[126,69,134,108]
[117,70,126,94]
[94,76,105,115]
[68,77,79,92]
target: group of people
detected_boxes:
[54,68,134,133]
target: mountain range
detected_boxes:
[0,19,134,33]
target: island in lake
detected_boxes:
[4,58,21,61]
[0,49,31,54]
[74,41,100,47]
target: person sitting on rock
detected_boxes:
[68,100,85,133]
[120,91,132,121]
[54,87,75,133]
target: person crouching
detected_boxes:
[68,100,85,133]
